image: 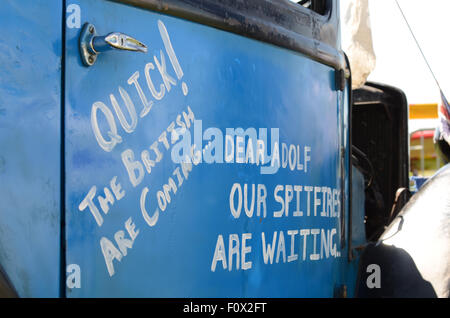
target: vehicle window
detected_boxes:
[289,0,329,16]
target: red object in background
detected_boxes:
[411,129,434,140]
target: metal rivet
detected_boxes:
[89,26,94,34]
[88,56,94,63]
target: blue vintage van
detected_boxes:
[0,0,413,298]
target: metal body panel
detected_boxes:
[112,0,344,70]
[65,0,355,297]
[0,0,62,297]
[356,164,450,298]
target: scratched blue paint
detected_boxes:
[64,0,359,297]
[0,0,61,297]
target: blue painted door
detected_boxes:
[65,0,354,297]
[0,0,62,297]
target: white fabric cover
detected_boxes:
[340,0,377,89]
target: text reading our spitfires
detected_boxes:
[210,182,341,272]
[74,19,343,278]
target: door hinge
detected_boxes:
[335,68,346,91]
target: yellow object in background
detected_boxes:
[409,103,438,119]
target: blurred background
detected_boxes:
[342,0,450,177]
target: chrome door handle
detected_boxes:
[79,23,148,66]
